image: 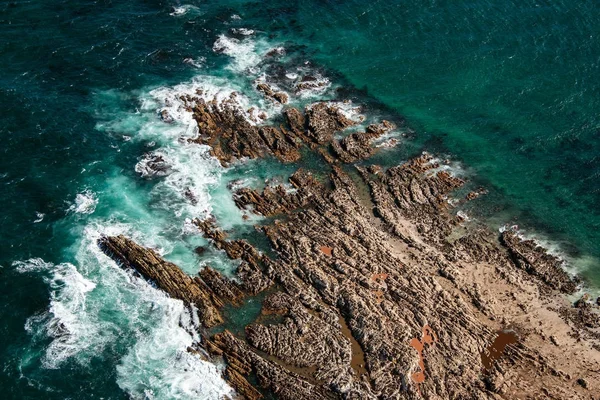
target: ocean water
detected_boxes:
[1,0,599,398]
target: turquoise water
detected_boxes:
[1,0,599,398]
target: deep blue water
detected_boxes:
[1,0,599,398]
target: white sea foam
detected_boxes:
[137,78,273,220]
[423,153,469,178]
[16,258,99,369]
[68,190,98,215]
[24,59,281,398]
[145,76,271,130]
[295,75,332,98]
[34,212,45,223]
[16,217,234,398]
[213,34,265,73]
[149,144,221,219]
[232,28,255,36]
[330,100,364,122]
[116,300,233,400]
[169,5,202,17]
[183,56,206,69]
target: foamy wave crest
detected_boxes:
[116,300,233,400]
[169,5,202,17]
[18,218,233,397]
[149,145,221,219]
[135,150,173,179]
[144,76,271,132]
[231,28,255,36]
[78,222,232,399]
[16,258,99,369]
[68,190,98,215]
[137,78,272,219]
[423,153,470,178]
[213,34,265,73]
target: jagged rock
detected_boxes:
[305,102,356,144]
[194,218,274,295]
[135,153,171,178]
[256,82,288,104]
[209,330,332,400]
[331,120,395,163]
[199,266,245,306]
[185,93,301,165]
[224,366,263,400]
[500,231,577,294]
[294,75,328,94]
[233,169,323,216]
[283,108,306,137]
[575,293,590,308]
[98,235,224,328]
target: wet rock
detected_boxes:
[500,231,577,294]
[98,235,224,328]
[184,94,301,165]
[574,293,590,308]
[224,366,263,400]
[256,83,289,104]
[199,266,245,306]
[135,153,171,178]
[331,120,395,163]
[294,75,328,94]
[305,102,356,144]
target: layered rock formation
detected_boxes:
[100,89,600,399]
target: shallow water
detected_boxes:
[1,0,599,398]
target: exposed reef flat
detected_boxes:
[100,85,600,399]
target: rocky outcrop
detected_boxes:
[208,330,333,400]
[186,93,301,165]
[305,102,356,144]
[500,230,577,294]
[330,121,395,163]
[98,235,224,327]
[103,88,600,400]
[256,82,289,104]
[233,169,323,216]
[194,218,274,295]
[294,75,328,94]
[199,266,245,306]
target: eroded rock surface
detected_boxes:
[98,235,224,328]
[500,230,577,294]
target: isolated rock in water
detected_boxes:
[294,75,329,94]
[256,82,289,104]
[135,153,171,178]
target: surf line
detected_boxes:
[409,325,438,394]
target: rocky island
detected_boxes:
[99,83,600,399]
